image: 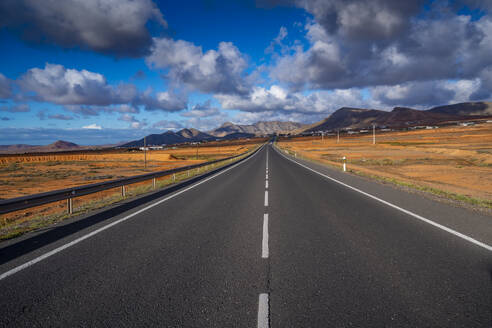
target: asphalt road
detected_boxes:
[0,144,491,327]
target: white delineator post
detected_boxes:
[343,156,347,172]
[373,124,376,145]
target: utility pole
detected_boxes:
[372,124,376,145]
[144,136,147,169]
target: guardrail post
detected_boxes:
[152,177,156,189]
[121,185,126,198]
[173,173,176,182]
[67,198,73,215]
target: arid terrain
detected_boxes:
[0,143,256,199]
[0,139,263,239]
[277,123,492,208]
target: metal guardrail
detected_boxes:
[0,147,258,215]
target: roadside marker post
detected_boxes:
[343,156,347,172]
[67,198,73,215]
[372,124,376,145]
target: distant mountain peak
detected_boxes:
[51,140,79,149]
[208,120,307,137]
[220,121,235,127]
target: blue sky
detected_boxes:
[0,0,491,145]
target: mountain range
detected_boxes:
[208,121,306,137]
[2,102,491,153]
[305,101,492,132]
[121,121,306,147]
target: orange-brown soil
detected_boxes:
[277,123,492,203]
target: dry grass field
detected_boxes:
[0,144,253,199]
[277,123,492,209]
[0,140,263,239]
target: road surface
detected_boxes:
[0,144,491,327]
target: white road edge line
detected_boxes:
[262,214,269,258]
[264,190,269,207]
[0,146,265,282]
[275,146,492,252]
[258,293,269,328]
[265,180,268,189]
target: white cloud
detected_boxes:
[82,123,102,130]
[16,63,187,113]
[181,100,220,118]
[370,79,481,108]
[19,63,136,106]
[217,84,373,115]
[146,38,250,95]
[269,6,492,94]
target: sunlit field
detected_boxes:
[0,139,264,240]
[277,123,492,208]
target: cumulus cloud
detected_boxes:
[138,90,187,112]
[181,100,220,118]
[146,38,250,95]
[19,63,136,106]
[268,2,492,96]
[0,103,30,112]
[293,0,424,41]
[82,123,102,130]
[16,63,187,114]
[471,67,492,100]
[266,26,289,54]
[0,0,167,57]
[371,79,482,108]
[118,113,147,129]
[216,84,374,115]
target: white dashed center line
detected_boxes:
[258,146,270,328]
[262,213,269,258]
[257,293,269,328]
